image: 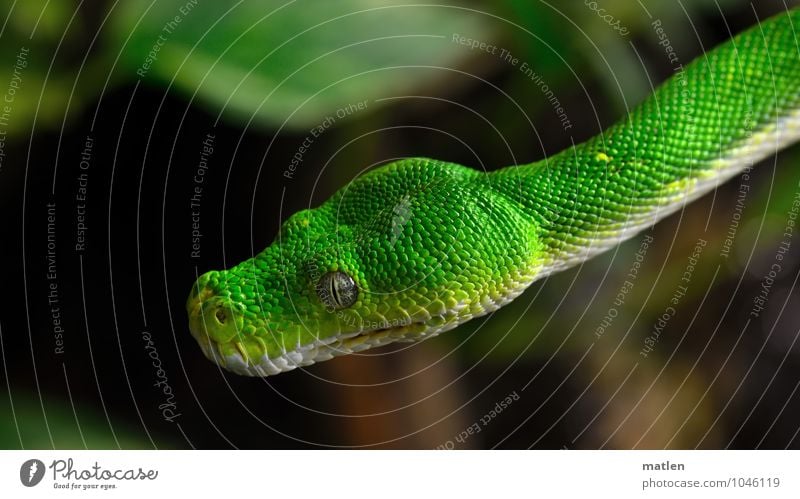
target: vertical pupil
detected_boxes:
[318,271,356,309]
[330,274,340,306]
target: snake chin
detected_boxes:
[200,316,459,377]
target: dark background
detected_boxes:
[2,0,800,449]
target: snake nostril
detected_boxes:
[215,307,227,325]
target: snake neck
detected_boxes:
[485,7,800,276]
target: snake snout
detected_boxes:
[187,278,244,346]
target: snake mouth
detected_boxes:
[187,275,462,377]
[194,318,445,377]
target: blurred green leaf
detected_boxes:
[1,394,154,449]
[9,0,73,43]
[0,0,93,138]
[111,0,494,129]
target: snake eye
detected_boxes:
[316,271,358,310]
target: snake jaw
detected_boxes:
[193,313,458,377]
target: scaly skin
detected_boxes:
[187,8,800,376]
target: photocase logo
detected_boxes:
[20,459,45,487]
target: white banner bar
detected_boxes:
[1,450,797,498]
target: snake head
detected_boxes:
[187,158,540,376]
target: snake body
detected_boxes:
[187,9,800,376]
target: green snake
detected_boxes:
[187,8,800,376]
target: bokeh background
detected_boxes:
[2,0,800,449]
